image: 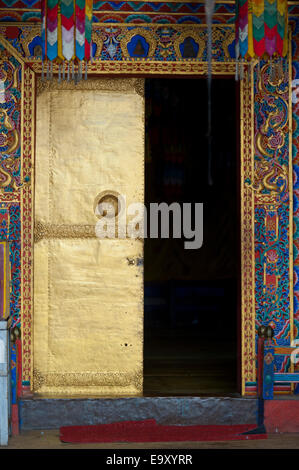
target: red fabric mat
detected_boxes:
[60,420,267,443]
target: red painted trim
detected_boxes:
[265,401,299,433]
[11,404,19,436]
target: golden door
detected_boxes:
[33,78,144,396]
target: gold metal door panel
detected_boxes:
[33,78,144,396]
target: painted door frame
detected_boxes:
[0,23,294,398]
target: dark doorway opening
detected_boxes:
[143,77,240,396]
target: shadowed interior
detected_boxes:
[144,77,239,396]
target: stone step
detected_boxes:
[20,397,257,431]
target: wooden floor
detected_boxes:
[3,429,299,449]
[143,327,238,396]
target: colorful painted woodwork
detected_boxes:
[258,326,299,400]
[0,3,297,397]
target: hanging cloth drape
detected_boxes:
[41,0,93,62]
[235,0,288,60]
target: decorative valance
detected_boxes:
[41,0,93,80]
[235,0,288,60]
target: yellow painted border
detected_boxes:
[0,241,10,319]
[288,30,294,385]
[0,241,7,318]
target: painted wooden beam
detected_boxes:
[274,347,298,355]
[274,373,299,382]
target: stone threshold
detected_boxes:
[19,396,257,431]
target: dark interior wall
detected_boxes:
[143,78,239,395]
[144,78,238,283]
[144,78,239,340]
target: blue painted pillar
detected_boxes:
[263,338,275,400]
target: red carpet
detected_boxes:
[60,419,267,443]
